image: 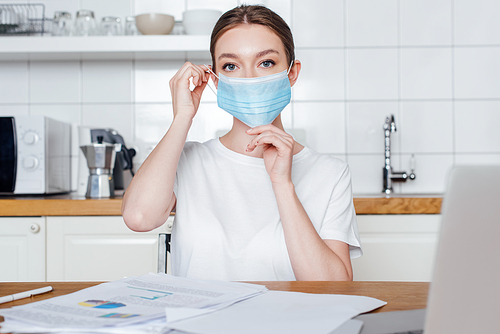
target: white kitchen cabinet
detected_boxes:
[352,215,441,281]
[0,217,46,282]
[46,216,173,281]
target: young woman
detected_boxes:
[122,5,362,281]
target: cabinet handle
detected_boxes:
[30,223,40,234]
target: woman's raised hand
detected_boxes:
[169,62,210,120]
[246,125,295,186]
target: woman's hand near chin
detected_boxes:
[245,125,295,186]
[169,62,210,120]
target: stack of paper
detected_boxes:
[0,273,267,334]
[0,273,386,334]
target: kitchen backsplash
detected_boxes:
[0,0,499,194]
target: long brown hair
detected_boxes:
[210,5,295,70]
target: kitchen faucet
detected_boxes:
[383,115,415,194]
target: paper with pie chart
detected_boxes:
[0,273,268,329]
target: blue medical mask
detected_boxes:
[205,63,293,128]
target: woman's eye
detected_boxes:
[223,63,237,71]
[260,60,275,68]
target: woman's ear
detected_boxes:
[288,60,301,87]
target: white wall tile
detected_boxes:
[281,103,293,130]
[287,128,307,148]
[188,102,233,142]
[346,49,398,100]
[82,104,133,143]
[400,153,453,194]
[293,102,345,154]
[292,0,343,48]
[400,48,452,99]
[348,154,399,194]
[3,0,498,197]
[0,62,28,103]
[135,60,183,103]
[400,0,452,46]
[186,0,237,13]
[455,154,500,165]
[186,51,211,61]
[30,61,80,103]
[454,47,500,99]
[454,0,500,45]
[30,104,81,125]
[0,105,29,116]
[80,0,132,23]
[400,101,453,154]
[455,101,500,153]
[135,104,173,143]
[293,49,344,101]
[241,0,291,26]
[134,0,185,21]
[82,60,132,103]
[347,102,399,154]
[346,0,398,47]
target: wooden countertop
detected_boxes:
[0,281,429,315]
[0,193,442,216]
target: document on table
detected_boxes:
[0,273,267,332]
[0,273,386,334]
[166,290,387,334]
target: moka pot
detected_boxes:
[80,136,121,198]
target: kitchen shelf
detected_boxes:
[0,35,211,61]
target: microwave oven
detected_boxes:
[0,116,71,194]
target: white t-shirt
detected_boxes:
[172,138,362,281]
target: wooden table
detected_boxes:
[0,281,429,323]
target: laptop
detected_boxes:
[334,165,500,334]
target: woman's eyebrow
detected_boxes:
[255,49,279,58]
[218,49,280,61]
[218,53,239,60]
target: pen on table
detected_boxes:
[0,286,53,305]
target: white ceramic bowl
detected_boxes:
[182,9,222,35]
[135,13,175,35]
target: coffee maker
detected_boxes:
[80,136,120,198]
[77,127,136,196]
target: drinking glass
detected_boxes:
[74,10,97,36]
[124,16,138,35]
[52,11,72,36]
[171,21,185,35]
[100,16,121,36]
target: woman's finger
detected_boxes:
[171,63,208,90]
[169,62,210,118]
[246,124,290,137]
[170,62,194,84]
[191,80,208,100]
[248,128,294,147]
[247,133,293,153]
[189,64,210,86]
